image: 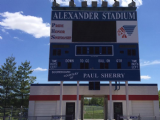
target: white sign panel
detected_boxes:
[50,21,72,43]
[116,21,138,43]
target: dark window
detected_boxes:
[128,62,131,67]
[89,47,94,54]
[57,50,61,56]
[102,47,106,54]
[89,82,100,90]
[108,47,112,54]
[128,50,131,56]
[85,63,89,69]
[58,62,61,67]
[100,63,104,69]
[68,63,72,69]
[132,49,136,56]
[82,47,87,54]
[95,82,100,90]
[95,47,99,54]
[120,51,124,54]
[89,82,94,90]
[105,63,109,69]
[76,47,81,55]
[65,51,69,54]
[117,63,121,69]
[53,49,56,56]
[80,63,84,69]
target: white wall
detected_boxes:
[30,86,158,95]
[28,101,35,116]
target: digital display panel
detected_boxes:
[53,45,70,48]
[119,45,137,48]
[72,21,116,42]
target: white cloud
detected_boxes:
[118,0,142,7]
[50,0,142,7]
[0,36,2,40]
[50,0,70,6]
[0,12,50,38]
[140,60,160,66]
[13,36,23,41]
[33,67,47,71]
[1,29,9,34]
[141,75,151,80]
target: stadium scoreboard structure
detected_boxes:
[48,8,140,81]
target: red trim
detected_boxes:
[29,95,60,101]
[129,95,158,100]
[29,95,81,101]
[63,95,81,100]
[29,95,158,101]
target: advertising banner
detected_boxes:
[117,21,138,43]
[50,21,72,43]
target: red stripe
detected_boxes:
[129,95,158,100]
[63,95,81,100]
[29,95,60,101]
[108,95,126,100]
[29,95,158,101]
[29,95,81,101]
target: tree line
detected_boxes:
[0,56,36,108]
[84,97,104,106]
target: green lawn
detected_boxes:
[84,106,104,119]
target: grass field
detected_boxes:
[84,106,104,119]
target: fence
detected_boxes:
[118,115,160,120]
[84,105,104,119]
[0,107,28,117]
[0,115,73,120]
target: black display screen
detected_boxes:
[119,45,137,48]
[52,45,70,48]
[72,21,116,42]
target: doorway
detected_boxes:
[83,96,107,120]
[113,102,123,120]
[66,102,75,120]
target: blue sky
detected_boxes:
[0,0,160,89]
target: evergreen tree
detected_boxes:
[0,56,17,107]
[14,61,36,106]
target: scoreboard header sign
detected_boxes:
[52,11,137,21]
[48,10,140,81]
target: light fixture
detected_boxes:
[82,1,87,7]
[113,0,119,7]
[69,0,76,7]
[128,0,136,7]
[101,1,108,7]
[52,0,60,7]
[92,1,97,7]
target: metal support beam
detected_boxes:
[76,81,79,120]
[109,81,113,120]
[125,81,129,120]
[104,95,108,120]
[81,95,84,120]
[60,81,63,116]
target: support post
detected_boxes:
[60,81,63,116]
[109,81,113,120]
[125,81,129,120]
[81,95,84,120]
[76,81,79,120]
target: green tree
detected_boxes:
[14,61,36,107]
[84,98,89,105]
[0,56,17,107]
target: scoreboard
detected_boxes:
[48,10,140,81]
